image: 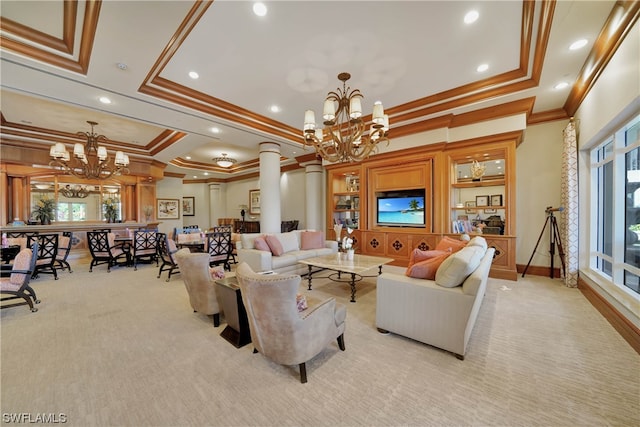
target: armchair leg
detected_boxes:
[299,363,307,383]
[213,312,220,327]
[337,334,345,351]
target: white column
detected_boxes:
[302,159,324,231]
[259,142,281,233]
[209,183,224,229]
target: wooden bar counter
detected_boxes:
[0,222,149,250]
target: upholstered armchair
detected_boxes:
[174,249,223,327]
[1,243,40,312]
[235,262,347,383]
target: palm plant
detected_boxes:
[32,196,56,224]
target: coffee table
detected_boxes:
[299,253,394,303]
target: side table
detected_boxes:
[215,276,251,348]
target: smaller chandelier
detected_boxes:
[303,72,389,163]
[59,184,91,199]
[49,121,130,180]
[213,153,237,168]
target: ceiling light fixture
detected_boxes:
[253,2,267,16]
[569,39,588,50]
[59,184,90,199]
[303,72,389,163]
[464,10,479,24]
[49,121,130,180]
[213,153,237,168]
[476,63,489,72]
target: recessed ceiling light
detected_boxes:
[554,82,569,90]
[193,175,197,179]
[270,105,280,113]
[476,63,489,73]
[464,10,479,24]
[99,96,111,104]
[186,156,192,160]
[210,127,220,134]
[188,71,199,79]
[116,62,127,70]
[569,39,588,50]
[253,2,267,16]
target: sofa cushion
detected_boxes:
[405,252,450,279]
[253,235,270,252]
[435,236,467,253]
[265,235,284,256]
[407,248,450,268]
[300,231,324,250]
[276,232,300,253]
[467,236,488,251]
[435,245,485,288]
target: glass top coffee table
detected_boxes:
[299,253,394,303]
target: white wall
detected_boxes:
[516,121,566,267]
[280,168,307,229]
[155,176,183,237]
[182,182,210,229]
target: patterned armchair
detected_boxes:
[205,230,232,271]
[174,249,222,327]
[235,262,347,383]
[132,230,158,270]
[27,233,59,280]
[0,243,40,312]
[55,231,73,273]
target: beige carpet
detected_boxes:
[1,255,638,426]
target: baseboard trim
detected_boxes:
[578,277,640,355]
[516,263,561,278]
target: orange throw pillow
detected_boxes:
[405,252,450,279]
[407,248,450,268]
[435,236,467,253]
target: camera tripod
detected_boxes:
[522,207,566,279]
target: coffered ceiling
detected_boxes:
[0,1,636,180]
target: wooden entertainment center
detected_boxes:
[326,131,519,280]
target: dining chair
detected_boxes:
[1,242,40,312]
[86,231,129,272]
[205,230,232,271]
[55,231,73,273]
[132,230,158,270]
[27,233,59,280]
[157,233,180,282]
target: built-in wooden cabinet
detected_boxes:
[325,131,520,280]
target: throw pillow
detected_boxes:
[300,231,324,250]
[435,236,467,253]
[405,252,450,279]
[467,236,488,251]
[435,245,485,288]
[265,235,284,256]
[296,294,308,312]
[407,248,450,268]
[276,232,300,253]
[253,235,270,252]
[209,266,225,280]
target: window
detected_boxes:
[57,202,87,222]
[591,115,640,294]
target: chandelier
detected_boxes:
[212,153,237,168]
[303,72,389,163]
[49,121,130,180]
[59,184,90,199]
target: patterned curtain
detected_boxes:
[561,119,579,288]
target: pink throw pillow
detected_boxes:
[209,267,225,280]
[296,294,308,312]
[407,249,450,268]
[435,236,467,254]
[265,235,284,256]
[300,231,324,250]
[405,253,450,279]
[254,236,270,252]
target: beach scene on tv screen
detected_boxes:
[378,197,424,224]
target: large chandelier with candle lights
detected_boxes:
[49,121,130,180]
[303,72,389,163]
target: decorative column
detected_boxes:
[259,142,281,233]
[302,159,324,231]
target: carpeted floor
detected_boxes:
[1,255,638,426]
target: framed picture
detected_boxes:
[490,194,503,207]
[464,201,476,214]
[249,189,260,215]
[484,208,497,214]
[157,199,180,219]
[182,197,195,216]
[475,195,489,207]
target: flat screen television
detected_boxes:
[376,191,425,227]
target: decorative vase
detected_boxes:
[41,218,51,225]
[346,249,354,260]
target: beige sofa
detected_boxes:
[376,237,494,360]
[236,230,338,275]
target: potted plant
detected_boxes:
[103,197,119,223]
[32,196,56,225]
